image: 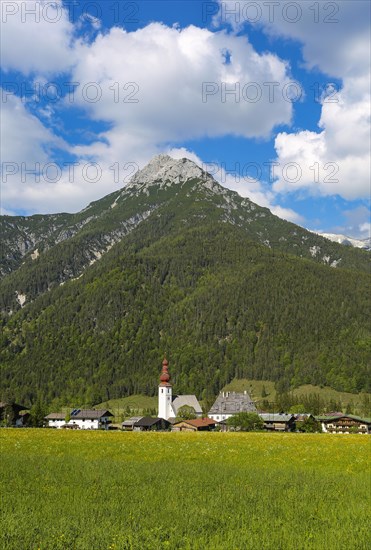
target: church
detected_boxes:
[158,358,203,420]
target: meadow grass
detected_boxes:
[0,430,370,550]
[96,395,157,420]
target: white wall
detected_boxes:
[70,419,99,429]
[158,386,173,420]
[209,413,233,422]
[47,419,66,429]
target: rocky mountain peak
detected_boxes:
[127,154,209,189]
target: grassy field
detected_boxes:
[0,430,370,550]
[96,395,158,421]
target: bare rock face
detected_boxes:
[127,154,207,189]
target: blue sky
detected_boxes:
[0,0,370,239]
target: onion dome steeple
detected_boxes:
[159,358,172,386]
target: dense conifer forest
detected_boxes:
[1,158,370,406]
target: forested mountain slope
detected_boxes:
[0,155,370,405]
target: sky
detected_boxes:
[0,0,370,239]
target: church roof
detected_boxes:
[172,395,203,415]
[208,391,257,415]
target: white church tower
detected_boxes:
[158,358,173,420]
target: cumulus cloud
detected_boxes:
[215,1,370,78]
[0,92,59,164]
[0,92,87,212]
[215,1,371,203]
[0,0,76,75]
[1,8,299,214]
[70,23,292,143]
[273,80,371,200]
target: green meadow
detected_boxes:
[0,430,370,550]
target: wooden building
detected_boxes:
[122,416,144,431]
[132,417,170,431]
[317,414,371,434]
[259,413,295,432]
[172,418,218,432]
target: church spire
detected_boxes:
[158,358,173,420]
[159,358,171,386]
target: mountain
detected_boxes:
[312,231,371,251]
[0,155,370,405]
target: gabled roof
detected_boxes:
[134,416,169,427]
[122,416,144,426]
[208,391,257,415]
[72,409,113,419]
[317,414,371,424]
[172,395,202,415]
[260,413,294,422]
[174,418,217,428]
[45,412,66,420]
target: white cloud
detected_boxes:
[0,92,58,164]
[215,1,370,78]
[273,81,371,200]
[0,92,86,212]
[70,23,293,143]
[0,0,76,75]
[215,1,371,202]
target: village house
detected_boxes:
[317,414,371,434]
[172,418,218,432]
[122,416,144,430]
[260,413,295,432]
[68,409,114,430]
[208,391,257,422]
[45,412,67,428]
[158,358,202,420]
[44,409,114,429]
